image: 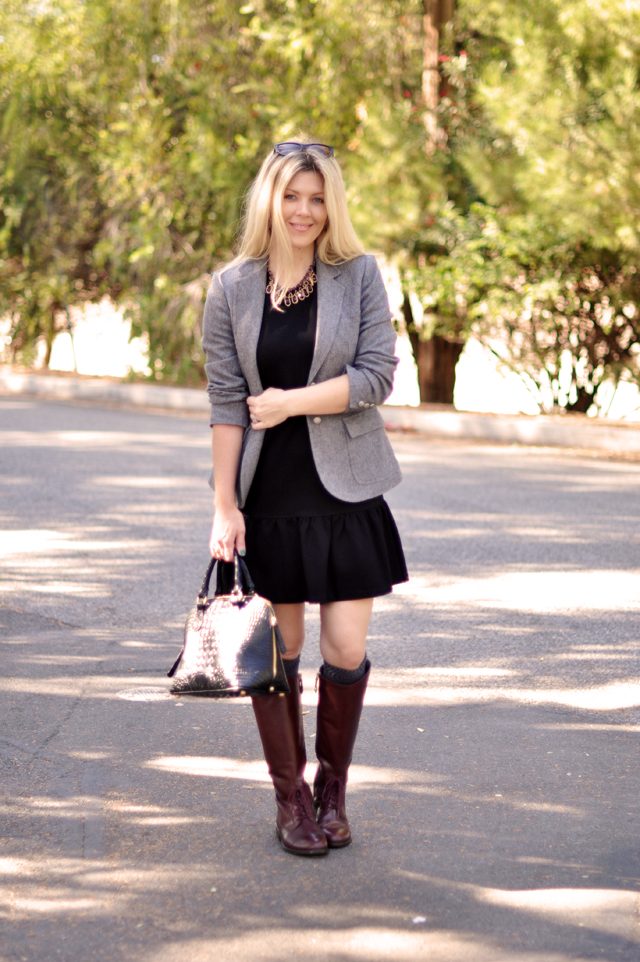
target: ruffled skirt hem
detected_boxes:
[243,500,408,604]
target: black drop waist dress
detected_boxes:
[243,285,408,604]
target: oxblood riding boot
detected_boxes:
[313,661,370,848]
[251,677,328,857]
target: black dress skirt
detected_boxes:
[243,285,408,604]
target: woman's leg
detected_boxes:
[250,600,327,856]
[273,602,305,661]
[319,598,373,668]
[314,598,373,848]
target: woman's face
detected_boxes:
[280,170,328,254]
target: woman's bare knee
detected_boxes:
[319,598,373,669]
[273,602,305,658]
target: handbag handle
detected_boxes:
[196,552,256,610]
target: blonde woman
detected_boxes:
[202,140,407,856]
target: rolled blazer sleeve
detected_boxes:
[201,271,250,429]
[344,255,398,414]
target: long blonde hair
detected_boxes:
[224,139,365,307]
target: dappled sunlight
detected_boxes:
[393,519,603,545]
[393,570,640,612]
[386,667,517,679]
[481,885,638,922]
[534,722,640,733]
[145,756,446,793]
[141,756,585,814]
[9,896,114,914]
[0,794,215,831]
[2,671,639,711]
[100,503,201,518]
[144,928,491,962]
[0,675,175,698]
[362,680,640,710]
[545,651,639,662]
[0,856,215,921]
[0,429,208,451]
[22,654,104,665]
[92,476,203,488]
[0,526,168,612]
[1,530,158,556]
[146,755,272,783]
[396,871,640,941]
[119,641,165,648]
[0,581,109,597]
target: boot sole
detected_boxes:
[276,828,329,857]
[326,837,351,848]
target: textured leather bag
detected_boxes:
[167,554,290,697]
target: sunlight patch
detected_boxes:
[394,569,640,612]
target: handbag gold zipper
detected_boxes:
[266,601,278,679]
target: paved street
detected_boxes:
[1,395,639,962]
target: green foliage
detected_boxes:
[0,0,431,382]
[399,0,640,413]
[456,0,640,248]
[407,204,640,412]
[481,242,640,414]
[4,0,640,409]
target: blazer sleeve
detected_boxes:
[344,255,398,414]
[201,271,250,429]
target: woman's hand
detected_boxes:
[210,504,246,562]
[247,388,291,430]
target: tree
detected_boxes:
[399,1,486,404]
[0,0,432,383]
[399,0,640,413]
[404,203,640,413]
[7,0,640,415]
[0,1,113,365]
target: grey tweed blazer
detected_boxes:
[202,253,402,507]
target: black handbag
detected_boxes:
[167,554,290,697]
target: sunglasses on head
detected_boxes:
[274,142,335,158]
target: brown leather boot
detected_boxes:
[252,676,328,857]
[313,661,370,848]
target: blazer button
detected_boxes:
[358,400,365,407]
[313,416,321,424]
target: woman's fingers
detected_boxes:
[210,507,246,561]
[247,389,288,429]
[211,538,236,561]
[221,540,235,562]
[235,529,246,557]
[247,396,262,430]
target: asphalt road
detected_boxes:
[1,396,639,962]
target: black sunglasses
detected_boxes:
[274,142,335,158]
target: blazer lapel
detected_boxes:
[309,260,345,384]
[233,258,268,395]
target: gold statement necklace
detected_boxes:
[266,263,317,307]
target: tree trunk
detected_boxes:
[409,332,464,404]
[422,0,455,151]
[42,305,58,369]
[414,1,462,401]
[565,386,595,414]
[402,294,463,405]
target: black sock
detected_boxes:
[321,656,368,686]
[283,654,301,678]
